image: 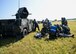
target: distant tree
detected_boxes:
[54,19,57,21]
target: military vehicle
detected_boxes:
[0,7,33,38]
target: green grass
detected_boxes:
[0,21,76,54]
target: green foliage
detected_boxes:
[0,21,76,54]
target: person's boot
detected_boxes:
[72,34,74,38]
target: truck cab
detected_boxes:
[0,7,33,39]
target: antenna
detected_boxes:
[18,0,20,9]
[11,0,20,17]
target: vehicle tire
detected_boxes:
[16,29,27,39]
[2,34,6,38]
[22,29,27,37]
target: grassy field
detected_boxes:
[0,21,76,54]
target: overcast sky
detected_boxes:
[0,0,76,20]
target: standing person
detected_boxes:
[33,19,40,31]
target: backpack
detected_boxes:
[49,26,57,39]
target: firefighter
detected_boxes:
[41,18,52,36]
[61,17,70,34]
[33,19,40,31]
